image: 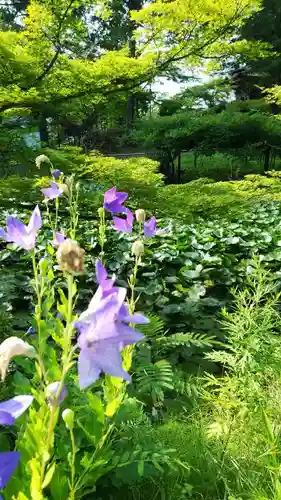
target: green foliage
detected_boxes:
[179,151,268,182]
[113,268,281,500]
[137,109,281,157]
[132,315,215,408]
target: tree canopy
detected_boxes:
[0,0,262,114]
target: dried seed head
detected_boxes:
[0,337,36,381]
[132,240,144,258]
[57,239,85,274]
[135,209,146,222]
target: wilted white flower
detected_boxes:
[35,155,51,169]
[132,240,144,258]
[0,337,36,381]
[135,209,146,222]
[62,408,74,430]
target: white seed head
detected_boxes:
[132,240,144,258]
[62,408,74,430]
[0,337,36,381]
[135,209,146,222]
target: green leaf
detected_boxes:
[42,462,56,489]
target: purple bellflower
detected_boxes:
[52,169,63,180]
[113,208,134,233]
[52,231,66,247]
[0,395,33,496]
[0,206,42,250]
[78,260,117,324]
[95,260,116,294]
[103,187,128,213]
[144,216,157,237]
[0,452,20,497]
[41,181,63,200]
[0,395,33,426]
[75,268,148,389]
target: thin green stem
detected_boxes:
[65,273,74,355]
[45,201,54,232]
[69,428,76,500]
[98,207,106,263]
[31,250,47,383]
[39,275,76,494]
[129,255,140,315]
[55,198,59,233]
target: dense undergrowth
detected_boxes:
[2,152,281,499]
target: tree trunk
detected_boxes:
[264,145,271,172]
[177,153,181,184]
[39,114,49,144]
[126,0,142,130]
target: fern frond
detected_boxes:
[135,360,174,403]
[138,315,166,339]
[155,332,215,353]
[172,370,202,398]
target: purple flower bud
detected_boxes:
[52,231,66,247]
[46,382,68,406]
[27,327,36,335]
[52,169,63,180]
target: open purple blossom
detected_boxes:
[113,208,134,233]
[0,452,20,495]
[75,284,148,389]
[104,186,128,213]
[0,206,42,250]
[52,169,63,180]
[0,395,33,426]
[144,216,157,237]
[52,231,66,247]
[0,394,33,496]
[78,260,117,323]
[41,181,63,200]
[95,260,116,294]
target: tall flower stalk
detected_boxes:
[0,179,150,500]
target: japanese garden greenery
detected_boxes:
[3,0,281,499]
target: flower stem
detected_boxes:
[65,273,74,356]
[69,428,76,500]
[55,198,59,233]
[39,275,76,494]
[31,250,47,383]
[98,207,106,263]
[45,201,53,232]
[129,254,140,315]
